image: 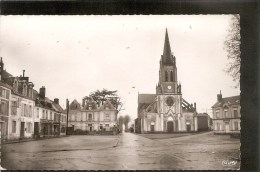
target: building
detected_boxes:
[34,87,64,137]
[0,58,12,141]
[137,30,197,133]
[212,91,240,135]
[195,113,211,131]
[0,57,67,140]
[68,97,117,133]
[3,67,35,140]
[52,98,66,136]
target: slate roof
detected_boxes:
[138,94,157,104]
[70,99,81,110]
[0,81,12,89]
[52,101,66,113]
[3,70,13,78]
[212,95,240,108]
[99,99,116,110]
[138,94,157,114]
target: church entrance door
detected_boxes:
[151,125,154,132]
[167,121,174,132]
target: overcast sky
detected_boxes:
[0,15,240,120]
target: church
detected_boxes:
[137,30,199,133]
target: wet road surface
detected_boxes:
[2,132,240,170]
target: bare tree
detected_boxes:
[118,116,124,132]
[123,115,131,131]
[224,14,241,88]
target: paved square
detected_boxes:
[2,132,240,170]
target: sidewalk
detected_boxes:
[2,135,69,145]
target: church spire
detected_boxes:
[163,29,172,58]
[162,29,173,64]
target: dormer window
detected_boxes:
[13,80,18,93]
[23,83,27,96]
[89,105,92,110]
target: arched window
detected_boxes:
[170,71,173,81]
[165,71,168,81]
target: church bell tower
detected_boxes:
[156,29,181,95]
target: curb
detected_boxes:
[2,135,69,145]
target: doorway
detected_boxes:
[186,124,191,132]
[225,122,230,133]
[151,124,155,132]
[34,122,39,138]
[20,122,25,138]
[167,121,174,132]
[0,122,3,140]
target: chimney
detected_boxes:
[217,90,222,102]
[194,102,196,109]
[54,98,59,104]
[39,86,46,99]
[23,70,25,77]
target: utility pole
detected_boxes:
[66,99,69,136]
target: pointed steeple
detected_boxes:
[163,29,172,58]
[162,29,173,64]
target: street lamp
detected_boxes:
[66,99,69,136]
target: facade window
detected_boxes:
[29,105,32,117]
[88,114,92,121]
[99,124,103,130]
[24,104,27,117]
[105,124,109,127]
[71,115,75,121]
[37,108,39,118]
[233,109,238,118]
[105,113,110,120]
[234,122,239,130]
[6,90,10,99]
[11,100,17,116]
[216,123,220,131]
[0,101,7,115]
[0,87,9,99]
[12,121,16,133]
[1,88,5,98]
[215,110,220,119]
[46,110,48,119]
[224,110,228,118]
[42,110,45,119]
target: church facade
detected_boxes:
[137,30,198,133]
